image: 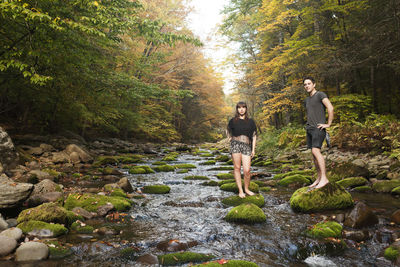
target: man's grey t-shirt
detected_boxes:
[305,91,328,129]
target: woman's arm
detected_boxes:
[251,134,256,158]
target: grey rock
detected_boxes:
[344,202,379,229]
[117,177,134,193]
[27,147,44,156]
[69,151,80,164]
[0,213,8,230]
[0,227,23,241]
[6,219,18,228]
[28,170,53,181]
[0,235,17,256]
[39,143,55,152]
[72,207,95,220]
[0,126,18,171]
[15,241,49,261]
[352,159,367,168]
[51,151,70,164]
[136,254,159,265]
[64,144,93,163]
[28,228,56,238]
[0,175,33,208]
[343,230,370,242]
[27,191,63,207]
[32,179,60,195]
[97,203,114,217]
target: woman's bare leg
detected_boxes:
[242,154,254,195]
[232,153,245,198]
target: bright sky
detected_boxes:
[185,0,238,95]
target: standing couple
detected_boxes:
[226,77,334,198]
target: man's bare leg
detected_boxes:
[312,147,329,188]
[242,154,254,195]
[309,154,321,188]
[232,153,245,198]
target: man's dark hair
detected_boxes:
[303,76,315,84]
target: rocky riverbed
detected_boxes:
[1,127,400,266]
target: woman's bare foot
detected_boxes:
[238,192,246,198]
[308,179,320,188]
[315,180,329,189]
[245,190,255,196]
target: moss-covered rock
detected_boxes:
[200,181,219,186]
[176,169,189,174]
[218,179,236,186]
[64,193,133,212]
[392,186,400,195]
[45,241,72,259]
[109,188,127,198]
[225,203,266,224]
[158,252,214,266]
[193,260,258,267]
[305,221,342,239]
[153,165,176,172]
[70,222,94,234]
[220,182,259,193]
[222,195,265,207]
[290,183,354,213]
[142,185,171,194]
[17,203,70,224]
[208,166,234,171]
[174,163,196,169]
[129,165,155,174]
[372,180,400,193]
[273,170,314,180]
[117,154,144,164]
[42,169,64,180]
[17,220,68,237]
[225,159,233,165]
[260,187,271,192]
[93,156,118,167]
[216,173,234,180]
[183,175,209,180]
[329,161,370,178]
[336,177,368,188]
[200,160,216,165]
[384,246,400,262]
[199,153,213,157]
[153,161,167,165]
[215,155,230,162]
[353,185,373,193]
[277,174,311,187]
[162,152,179,161]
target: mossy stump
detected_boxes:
[220,182,259,193]
[305,221,343,239]
[142,185,171,194]
[222,195,265,207]
[193,260,258,267]
[158,252,214,266]
[290,183,354,213]
[225,203,266,224]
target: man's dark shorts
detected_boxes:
[306,127,326,149]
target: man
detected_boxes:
[303,77,334,189]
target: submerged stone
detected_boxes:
[224,203,266,224]
[142,185,171,194]
[222,194,265,207]
[305,221,342,239]
[158,251,214,266]
[290,183,354,213]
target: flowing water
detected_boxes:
[16,147,400,267]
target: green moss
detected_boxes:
[225,203,266,224]
[17,203,69,224]
[222,195,265,207]
[42,169,63,179]
[208,166,234,171]
[225,159,233,165]
[200,160,216,165]
[45,241,72,259]
[215,155,230,162]
[72,173,81,178]
[384,246,399,261]
[183,175,209,180]
[290,183,354,212]
[162,152,179,161]
[277,174,311,187]
[158,252,214,266]
[174,163,196,169]
[260,187,271,192]
[120,247,136,260]
[216,173,234,180]
[129,165,155,174]
[201,181,219,186]
[117,154,144,164]
[392,186,400,195]
[71,222,94,234]
[93,156,118,167]
[64,193,133,212]
[152,161,167,165]
[65,211,83,226]
[193,260,258,267]
[101,167,115,175]
[177,169,189,174]
[336,177,368,188]
[218,179,236,186]
[142,185,171,194]
[329,161,370,178]
[353,185,373,193]
[273,170,314,180]
[372,180,400,193]
[17,220,68,237]
[220,182,259,193]
[110,188,128,198]
[305,221,343,239]
[153,165,175,172]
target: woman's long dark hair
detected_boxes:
[234,101,249,121]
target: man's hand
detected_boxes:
[317,123,330,130]
[251,150,255,158]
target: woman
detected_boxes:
[226,101,257,198]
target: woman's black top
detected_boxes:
[227,118,257,144]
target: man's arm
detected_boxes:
[318,98,334,129]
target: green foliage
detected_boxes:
[330,94,372,124]
[384,246,399,261]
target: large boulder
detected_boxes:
[31,179,62,196]
[64,144,93,163]
[290,183,354,213]
[117,177,134,193]
[17,202,75,225]
[51,151,70,164]
[0,235,17,256]
[344,202,379,228]
[0,174,33,209]
[224,203,266,224]
[0,227,23,241]
[0,126,18,171]
[15,241,49,261]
